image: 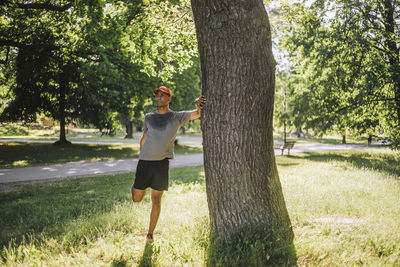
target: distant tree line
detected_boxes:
[0,0,200,144]
[273,0,399,148]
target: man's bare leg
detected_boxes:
[131,184,146,202]
[148,189,164,235]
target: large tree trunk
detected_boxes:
[191,0,294,262]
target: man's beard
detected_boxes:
[157,102,168,108]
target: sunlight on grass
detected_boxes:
[0,143,201,168]
[11,160,28,167]
[276,149,400,266]
[0,150,399,266]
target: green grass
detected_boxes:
[0,143,202,168]
[1,149,399,266]
[281,149,400,266]
[0,123,123,139]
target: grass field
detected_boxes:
[0,123,129,139]
[0,143,202,168]
[1,148,399,266]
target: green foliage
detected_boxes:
[123,0,197,81]
[0,0,198,139]
[277,0,400,146]
[0,122,29,136]
[169,58,201,110]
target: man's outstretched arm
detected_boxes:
[190,95,206,120]
[140,132,147,151]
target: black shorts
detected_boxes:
[133,158,169,191]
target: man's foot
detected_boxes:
[146,233,154,242]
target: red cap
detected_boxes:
[154,86,172,96]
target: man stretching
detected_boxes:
[131,86,205,242]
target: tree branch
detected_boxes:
[371,44,387,53]
[0,47,10,65]
[0,39,25,48]
[172,10,191,24]
[336,97,395,113]
[3,0,73,12]
[370,98,395,102]
[0,38,59,50]
[73,51,102,63]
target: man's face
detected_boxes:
[155,91,171,107]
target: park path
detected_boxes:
[0,154,203,188]
[0,138,369,190]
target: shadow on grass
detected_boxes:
[0,166,205,252]
[277,162,301,167]
[290,150,400,179]
[111,255,129,267]
[138,242,159,267]
[0,172,136,249]
[0,142,139,168]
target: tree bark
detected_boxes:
[125,122,133,139]
[54,64,71,146]
[191,0,294,258]
[284,120,287,143]
[368,134,373,146]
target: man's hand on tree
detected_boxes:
[195,95,206,109]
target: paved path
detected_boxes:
[0,154,204,189]
[0,140,369,190]
[281,143,367,154]
[0,135,201,146]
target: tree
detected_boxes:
[274,72,297,140]
[0,0,127,144]
[191,0,295,264]
[0,0,198,144]
[279,0,400,146]
[120,0,199,136]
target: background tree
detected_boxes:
[0,0,198,144]
[191,0,295,264]
[274,72,296,141]
[278,0,399,146]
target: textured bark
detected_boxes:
[191,0,293,246]
[125,122,134,139]
[54,66,71,146]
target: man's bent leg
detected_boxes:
[131,184,146,202]
[148,189,164,234]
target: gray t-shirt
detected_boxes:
[139,110,192,160]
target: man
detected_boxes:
[131,86,206,242]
